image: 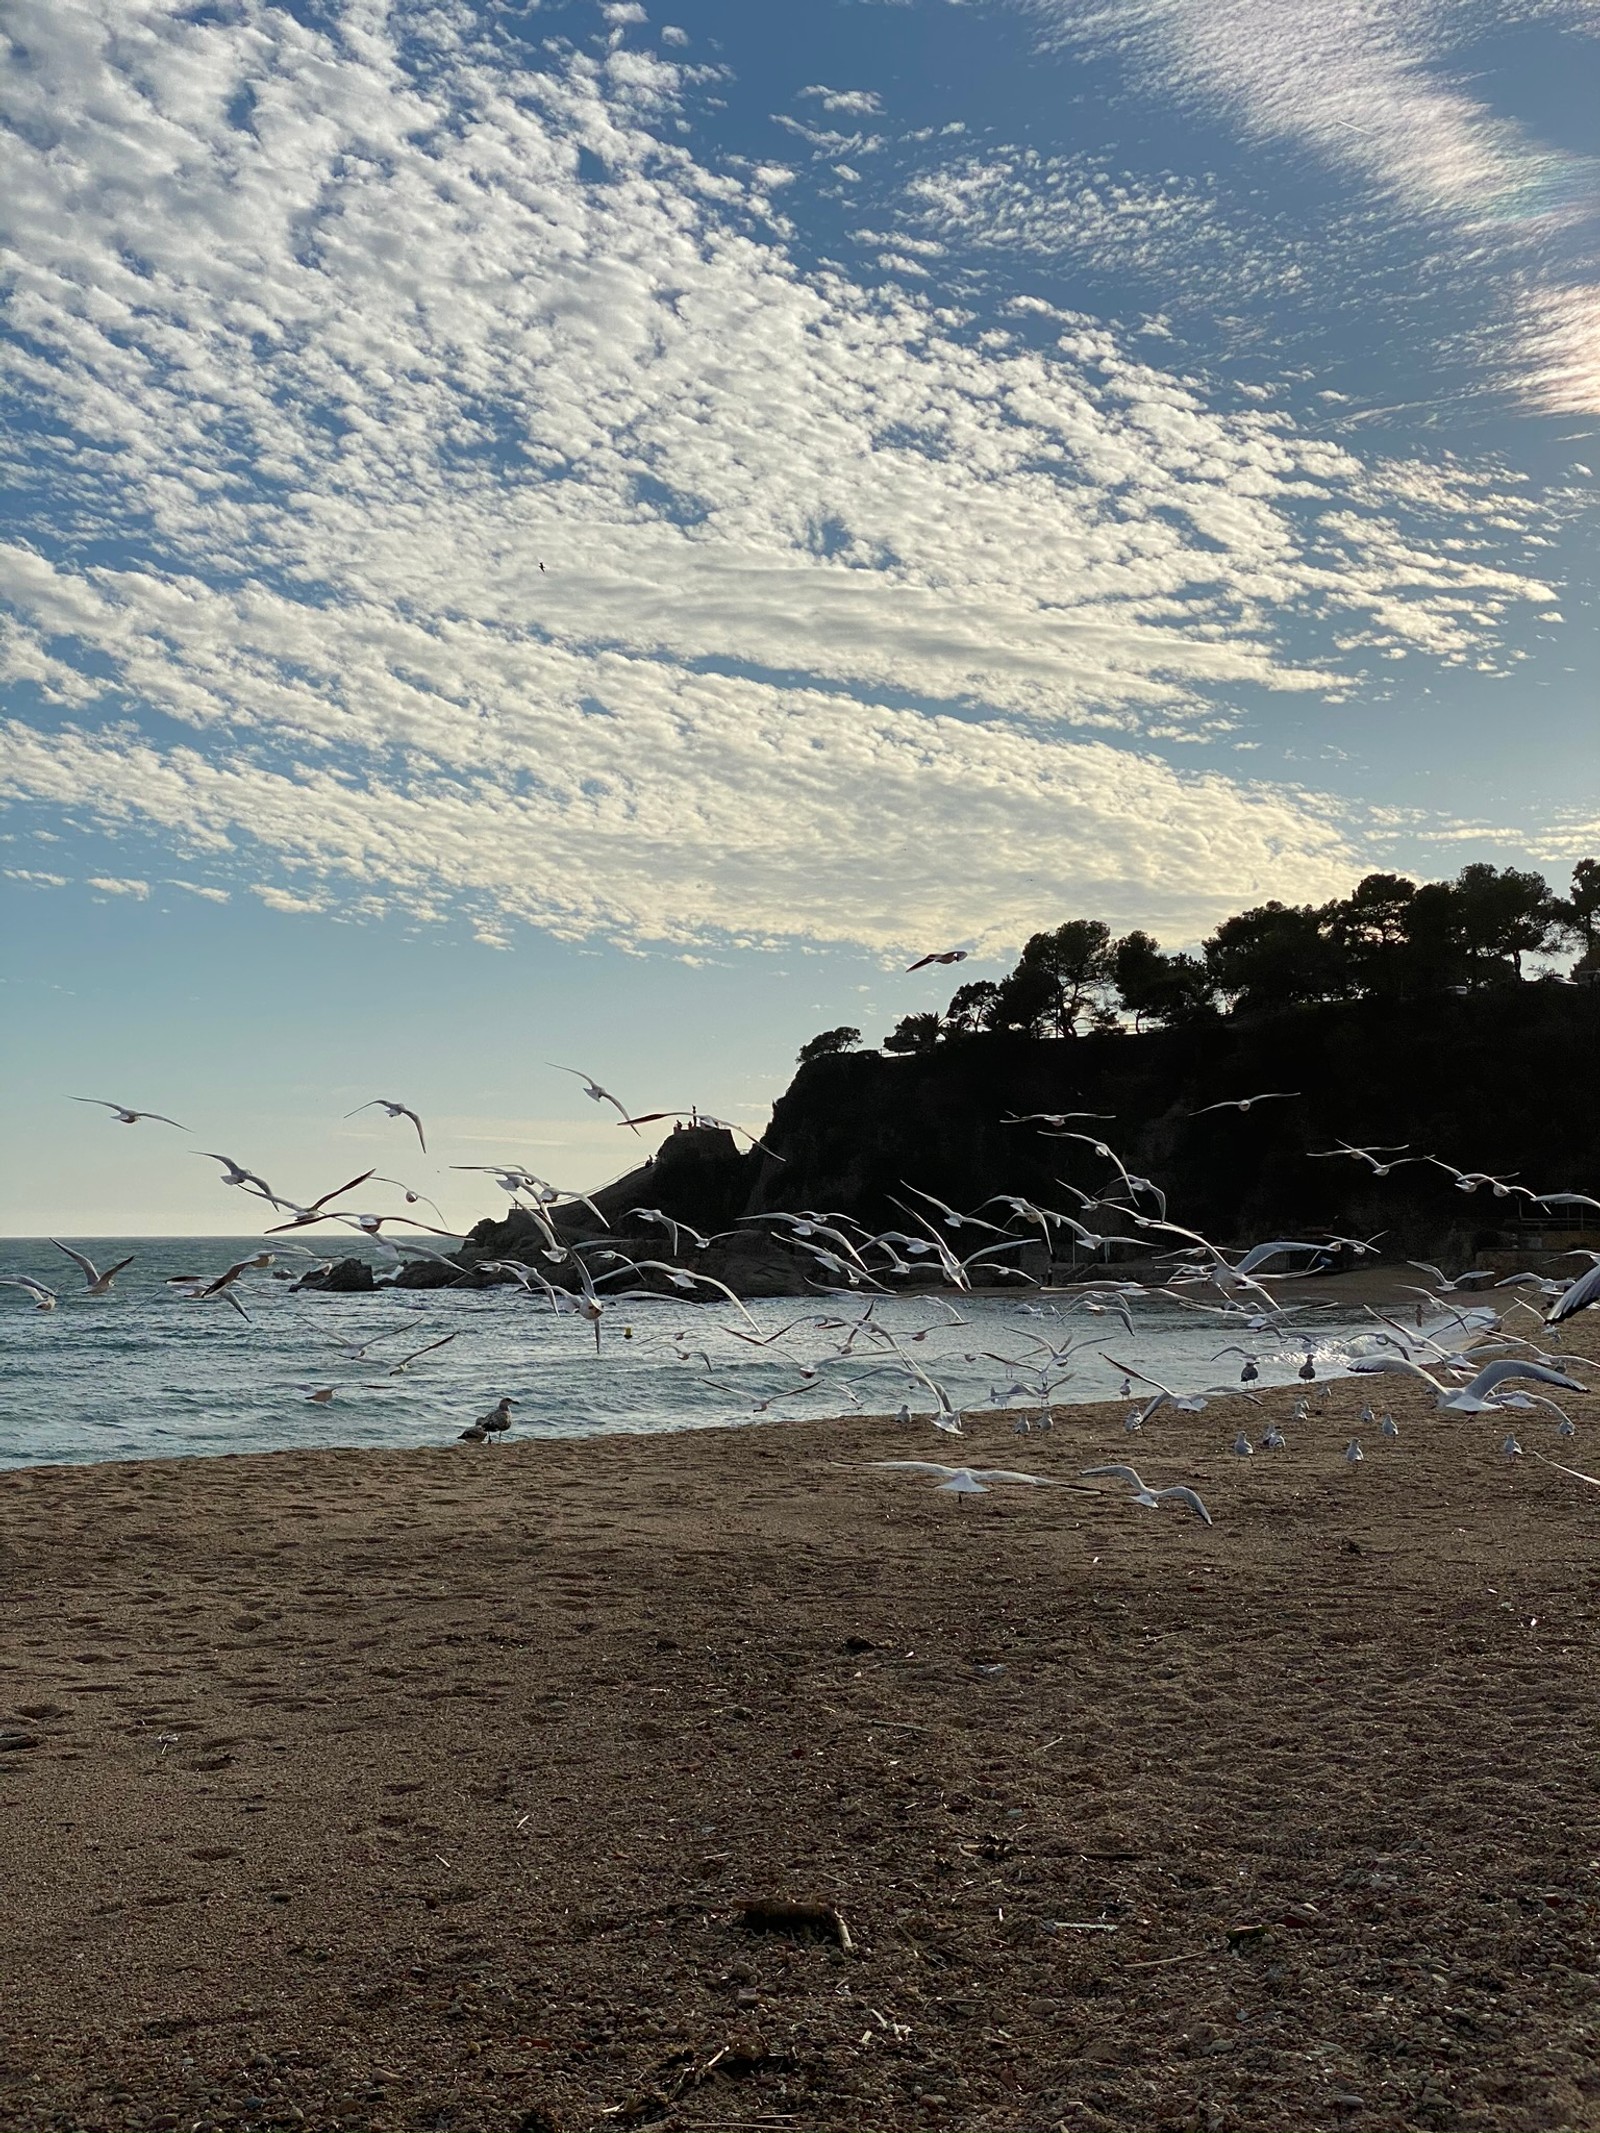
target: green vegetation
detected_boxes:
[861,859,1593,1056]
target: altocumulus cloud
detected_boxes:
[0,0,1564,952]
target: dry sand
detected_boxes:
[2,1385,1598,2133]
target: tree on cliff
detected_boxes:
[1111,931,1217,1028]
[1450,862,1561,982]
[1557,859,1600,975]
[1204,902,1350,1014]
[797,1026,862,1064]
[884,1012,943,1054]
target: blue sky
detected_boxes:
[2,0,1597,1231]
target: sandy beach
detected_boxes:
[3,1387,1598,2133]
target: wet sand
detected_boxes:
[2,1384,1598,2133]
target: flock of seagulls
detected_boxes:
[8,1078,1600,1535]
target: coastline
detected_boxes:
[2,1391,1596,2131]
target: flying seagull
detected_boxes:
[1351,1354,1585,1413]
[345,1097,427,1152]
[864,1459,1069,1498]
[547,1064,640,1132]
[72,1097,188,1128]
[0,1274,58,1311]
[1080,1464,1212,1524]
[1189,1092,1301,1116]
[906,950,969,972]
[50,1241,135,1296]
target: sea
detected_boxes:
[0,1235,1389,1471]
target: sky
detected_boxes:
[2,0,1598,1232]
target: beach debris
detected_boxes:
[739,1897,854,1952]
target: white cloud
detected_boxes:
[0,0,1566,954]
[85,874,150,898]
[799,84,885,116]
[167,877,231,903]
[1023,0,1600,411]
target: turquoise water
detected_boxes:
[0,1235,1383,1470]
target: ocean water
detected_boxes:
[0,1235,1387,1471]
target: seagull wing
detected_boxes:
[1081,1463,1144,1488]
[1152,1485,1213,1524]
[865,1460,960,1478]
[1462,1357,1585,1399]
[0,1275,55,1302]
[50,1240,99,1284]
[1548,1261,1600,1327]
[400,1106,426,1152]
[967,1467,1063,1486]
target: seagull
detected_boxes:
[195,1153,280,1200]
[345,1097,427,1152]
[1297,1354,1317,1381]
[626,1208,712,1255]
[548,1064,641,1132]
[865,1459,1066,1498]
[0,1274,57,1311]
[374,1177,449,1222]
[1307,1140,1423,1178]
[1233,1432,1254,1456]
[906,950,969,971]
[1405,1261,1497,1294]
[50,1241,135,1295]
[1547,1258,1600,1328]
[1080,1464,1212,1524]
[1345,1439,1364,1465]
[264,1170,380,1232]
[1381,1413,1399,1440]
[476,1396,515,1436]
[1189,1092,1300,1116]
[1352,1354,1585,1413]
[71,1097,188,1128]
[1502,1435,1524,1459]
[1001,1111,1116,1127]
[1261,1425,1286,1450]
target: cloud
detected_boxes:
[85,875,150,898]
[1022,0,1600,411]
[799,84,885,116]
[0,0,1568,955]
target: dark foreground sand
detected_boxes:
[2,1386,1599,2133]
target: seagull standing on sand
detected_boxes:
[346,1098,427,1152]
[50,1241,135,1296]
[1080,1464,1213,1524]
[72,1097,188,1128]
